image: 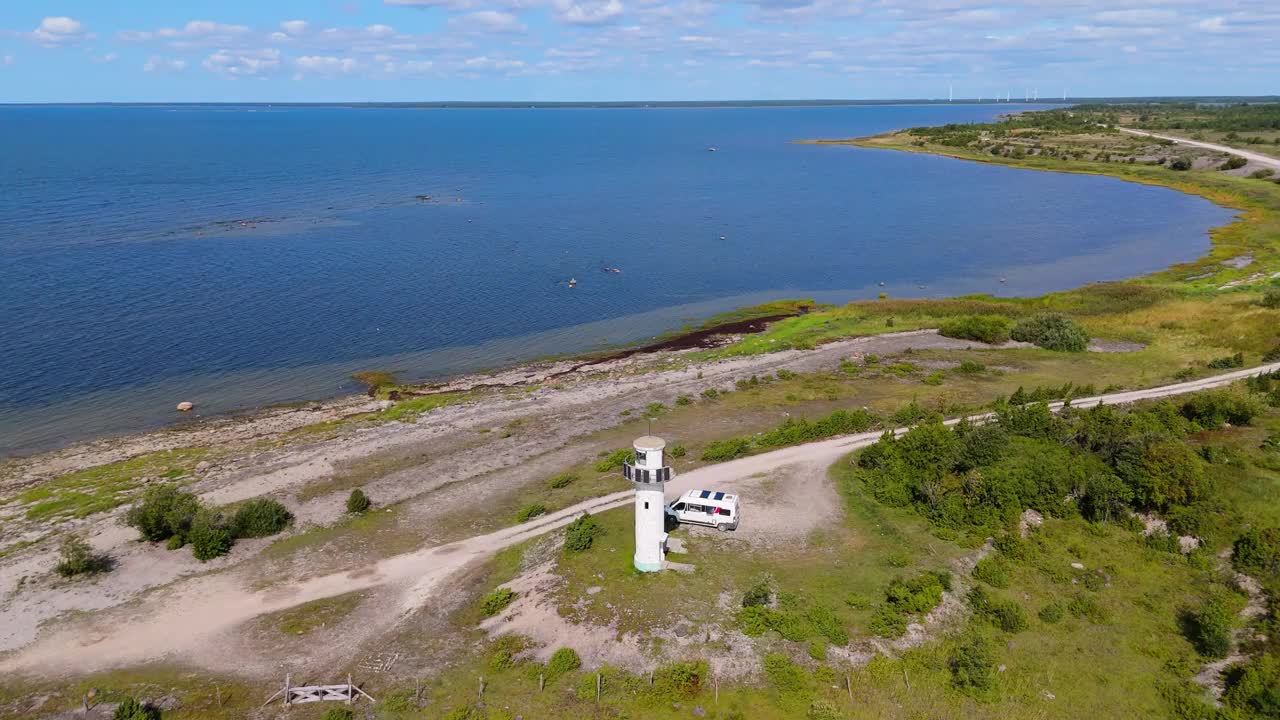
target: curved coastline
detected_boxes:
[3,123,1272,464]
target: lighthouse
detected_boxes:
[622,436,673,572]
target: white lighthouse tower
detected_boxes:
[622,436,673,572]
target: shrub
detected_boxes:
[1181,391,1261,429]
[113,698,160,720]
[644,402,667,416]
[488,635,530,670]
[938,315,1013,344]
[950,635,996,691]
[594,449,634,473]
[956,359,987,374]
[654,660,707,700]
[701,437,752,462]
[1223,654,1280,713]
[675,394,693,406]
[321,708,354,720]
[54,536,110,578]
[1038,603,1064,624]
[1081,472,1133,522]
[188,508,234,562]
[776,369,796,380]
[515,503,546,522]
[1262,284,1280,309]
[480,587,517,617]
[1208,352,1245,369]
[1220,156,1248,170]
[1252,168,1277,179]
[1010,312,1090,352]
[968,587,1028,633]
[1169,156,1193,171]
[229,498,292,538]
[701,388,720,400]
[668,444,687,458]
[547,473,577,489]
[742,580,772,608]
[1187,594,1235,659]
[1119,440,1205,509]
[345,488,372,514]
[546,648,581,680]
[563,513,603,553]
[124,484,201,543]
[1232,527,1280,576]
[737,605,774,636]
[972,557,1010,588]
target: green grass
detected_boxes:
[10,447,210,521]
[268,591,365,636]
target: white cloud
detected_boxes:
[203,48,281,76]
[384,0,480,8]
[281,20,309,35]
[143,56,188,72]
[806,50,836,61]
[450,10,528,33]
[294,55,359,75]
[2,55,13,66]
[30,16,92,46]
[553,0,625,25]
[365,24,397,37]
[1197,16,1227,32]
[91,51,119,64]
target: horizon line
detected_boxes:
[3,94,1279,108]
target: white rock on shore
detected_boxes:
[176,401,194,412]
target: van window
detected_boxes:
[673,503,685,511]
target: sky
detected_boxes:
[0,1,1277,102]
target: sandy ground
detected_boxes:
[2,357,1277,682]
[1118,128,1280,172]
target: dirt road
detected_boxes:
[3,361,1277,677]
[1118,127,1280,171]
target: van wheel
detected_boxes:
[718,523,729,532]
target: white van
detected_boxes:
[666,489,739,531]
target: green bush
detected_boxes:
[1223,654,1280,714]
[950,635,996,691]
[938,315,1013,344]
[972,557,1010,588]
[1262,284,1280,309]
[480,587,518,617]
[737,605,774,636]
[515,503,546,522]
[320,708,354,720]
[742,580,771,608]
[956,359,987,374]
[124,484,201,543]
[488,635,530,671]
[54,535,110,578]
[701,388,720,400]
[547,473,577,489]
[563,513,603,553]
[594,449,634,473]
[1208,352,1245,369]
[188,508,234,562]
[675,394,693,406]
[1232,527,1280,576]
[1010,312,1090,352]
[346,488,372,514]
[545,647,581,680]
[1187,593,1235,659]
[968,587,1028,633]
[1181,391,1261,429]
[229,498,292,538]
[669,444,687,458]
[113,698,160,720]
[654,660,707,700]
[1038,603,1064,624]
[701,437,752,462]
[1251,168,1276,179]
[1169,156,1193,171]
[1220,156,1248,170]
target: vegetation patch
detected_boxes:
[938,314,1014,344]
[270,591,365,636]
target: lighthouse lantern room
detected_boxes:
[623,435,673,572]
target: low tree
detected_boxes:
[950,634,996,691]
[112,697,160,720]
[188,508,234,562]
[1010,312,1090,352]
[346,488,372,514]
[124,484,201,543]
[229,498,293,538]
[54,536,111,578]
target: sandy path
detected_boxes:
[3,361,1277,678]
[1118,128,1280,171]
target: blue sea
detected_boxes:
[0,104,1233,455]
